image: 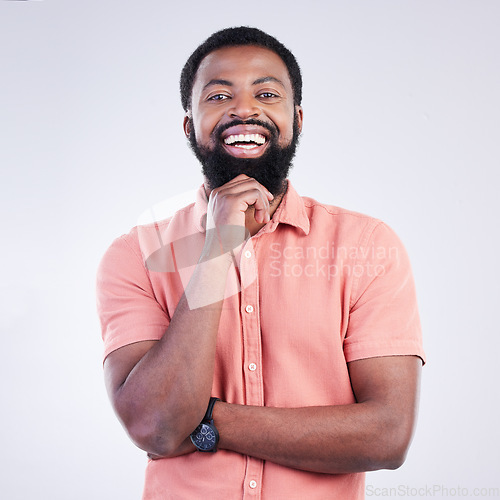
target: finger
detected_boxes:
[214,175,273,201]
[228,188,270,215]
[248,190,271,224]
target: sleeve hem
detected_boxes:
[344,340,426,366]
[103,329,165,362]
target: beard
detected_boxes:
[187,113,301,197]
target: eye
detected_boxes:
[258,92,279,99]
[208,94,230,102]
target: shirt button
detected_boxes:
[248,363,257,371]
[249,480,257,489]
[244,250,252,258]
[245,305,254,313]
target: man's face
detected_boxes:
[184,45,303,196]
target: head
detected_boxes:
[180,27,303,196]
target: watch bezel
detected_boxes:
[190,421,219,452]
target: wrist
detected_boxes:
[202,225,248,260]
[190,397,220,452]
[211,400,237,451]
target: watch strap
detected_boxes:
[204,397,219,423]
[190,397,220,453]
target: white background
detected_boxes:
[1,1,499,499]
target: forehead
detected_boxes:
[193,45,292,91]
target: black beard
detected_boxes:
[188,115,301,197]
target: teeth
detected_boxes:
[224,134,266,145]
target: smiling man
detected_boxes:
[97,27,425,499]
[185,43,302,201]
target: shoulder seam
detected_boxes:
[302,199,380,221]
[349,219,384,310]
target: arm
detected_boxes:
[103,175,274,457]
[212,355,421,473]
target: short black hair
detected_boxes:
[180,26,302,112]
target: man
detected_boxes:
[97,27,425,499]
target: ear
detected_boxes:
[295,105,304,133]
[183,113,192,139]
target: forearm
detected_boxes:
[214,401,410,474]
[111,252,233,455]
[105,177,279,456]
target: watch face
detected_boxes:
[191,423,218,451]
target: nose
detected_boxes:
[228,93,261,120]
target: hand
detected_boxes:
[204,175,274,254]
[207,175,274,228]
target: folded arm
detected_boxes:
[103,176,275,457]
[212,355,421,473]
[157,355,421,473]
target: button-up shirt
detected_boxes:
[97,182,425,499]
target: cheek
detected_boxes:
[277,117,295,144]
[193,110,218,142]
[273,104,296,143]
[192,116,220,150]
[192,116,208,142]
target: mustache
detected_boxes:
[212,118,279,139]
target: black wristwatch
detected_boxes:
[190,397,220,452]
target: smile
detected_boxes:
[219,125,271,157]
[223,134,267,149]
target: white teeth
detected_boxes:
[224,134,266,145]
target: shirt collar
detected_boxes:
[192,180,310,236]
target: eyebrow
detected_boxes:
[202,76,285,91]
[252,76,285,87]
[203,79,233,91]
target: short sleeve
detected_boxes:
[343,222,425,364]
[96,233,170,361]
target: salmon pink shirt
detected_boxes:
[97,182,425,500]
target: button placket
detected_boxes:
[239,239,264,500]
[239,242,262,407]
[243,457,264,499]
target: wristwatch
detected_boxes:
[190,397,220,452]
